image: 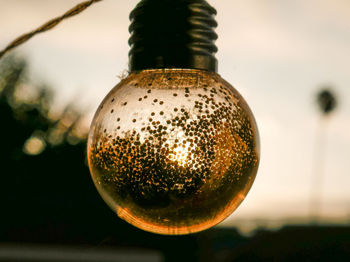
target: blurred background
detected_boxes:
[0,0,349,261]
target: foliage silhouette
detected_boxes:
[0,56,202,261]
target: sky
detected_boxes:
[1,0,349,231]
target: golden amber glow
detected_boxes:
[23,135,46,155]
[166,133,193,168]
[88,69,259,235]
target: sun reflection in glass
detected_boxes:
[168,141,191,167]
[163,130,197,168]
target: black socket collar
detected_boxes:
[128,0,218,73]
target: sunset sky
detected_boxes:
[1,0,349,231]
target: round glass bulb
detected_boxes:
[88,69,259,235]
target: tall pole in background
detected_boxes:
[309,88,337,223]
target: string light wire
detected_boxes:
[0,0,103,60]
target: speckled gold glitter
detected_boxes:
[88,69,259,235]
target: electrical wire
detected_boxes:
[0,0,103,60]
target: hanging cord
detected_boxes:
[0,0,103,60]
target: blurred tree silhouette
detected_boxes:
[0,56,202,261]
[0,55,99,242]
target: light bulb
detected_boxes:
[88,0,260,235]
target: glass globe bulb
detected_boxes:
[88,69,259,235]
